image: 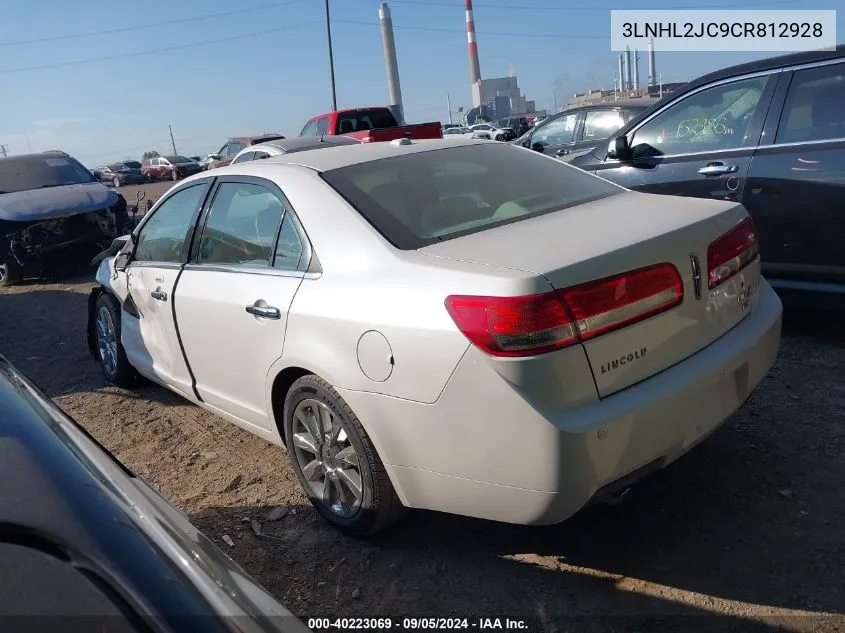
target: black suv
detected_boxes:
[571,45,845,296]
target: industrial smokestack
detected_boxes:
[633,49,639,90]
[379,3,404,124]
[624,45,632,92]
[648,37,655,87]
[617,53,624,92]
[465,0,481,86]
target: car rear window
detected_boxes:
[320,143,622,250]
[0,155,96,194]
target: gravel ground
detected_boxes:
[1,231,843,632]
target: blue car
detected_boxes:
[0,150,127,286]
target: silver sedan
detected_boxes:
[88,138,782,535]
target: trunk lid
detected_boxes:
[420,191,762,397]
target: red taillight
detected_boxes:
[361,136,374,143]
[445,263,683,358]
[707,217,759,289]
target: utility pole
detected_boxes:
[169,124,177,155]
[447,93,452,125]
[325,0,338,111]
[0,144,7,158]
[23,128,32,153]
[553,90,558,112]
[658,73,664,98]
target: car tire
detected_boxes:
[171,169,179,181]
[0,260,23,287]
[94,293,136,387]
[283,374,406,536]
[112,176,121,188]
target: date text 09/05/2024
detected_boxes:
[621,21,823,39]
[307,617,528,630]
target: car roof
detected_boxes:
[249,136,362,154]
[682,43,845,93]
[213,138,500,174]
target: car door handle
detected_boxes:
[150,289,168,301]
[245,304,281,320]
[698,162,738,176]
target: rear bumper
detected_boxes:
[339,281,783,525]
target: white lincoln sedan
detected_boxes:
[87,138,782,536]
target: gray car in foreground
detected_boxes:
[88,138,782,536]
[0,354,310,632]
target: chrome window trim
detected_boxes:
[129,262,182,270]
[757,136,845,150]
[780,56,844,74]
[181,263,313,279]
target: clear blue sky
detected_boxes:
[0,0,841,166]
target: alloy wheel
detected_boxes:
[291,398,363,517]
[96,306,118,378]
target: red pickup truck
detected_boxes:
[299,107,442,143]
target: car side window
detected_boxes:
[218,144,230,158]
[253,151,271,160]
[630,75,770,158]
[273,213,304,271]
[300,120,318,136]
[197,182,284,268]
[315,117,329,136]
[134,184,207,264]
[532,113,579,147]
[232,151,255,165]
[583,110,625,141]
[776,63,845,144]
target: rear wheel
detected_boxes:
[0,260,23,287]
[94,293,136,387]
[112,176,121,188]
[171,169,179,181]
[283,374,405,536]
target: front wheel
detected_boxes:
[0,260,23,287]
[171,169,179,181]
[283,375,405,536]
[94,293,137,387]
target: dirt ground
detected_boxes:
[1,224,843,631]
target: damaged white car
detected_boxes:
[87,139,783,536]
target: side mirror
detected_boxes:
[114,235,135,272]
[609,135,632,162]
[531,142,545,153]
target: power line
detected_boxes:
[0,0,308,47]
[0,21,322,74]
[389,0,802,8]
[335,19,608,38]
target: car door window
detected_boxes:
[253,151,271,160]
[630,75,769,157]
[273,212,304,271]
[232,151,255,164]
[532,113,579,147]
[776,63,845,144]
[583,110,625,141]
[197,182,284,268]
[300,120,318,136]
[315,117,329,136]
[134,184,207,263]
